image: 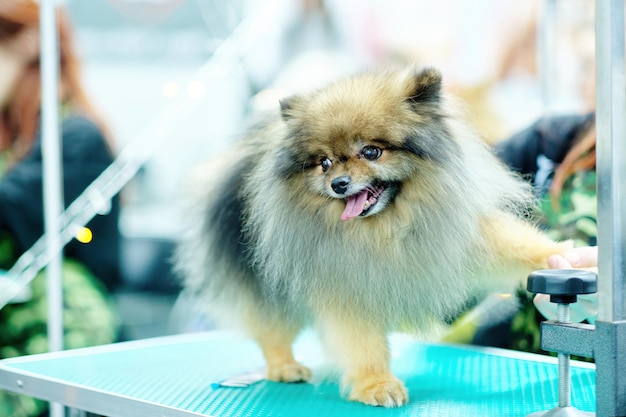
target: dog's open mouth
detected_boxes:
[341,183,386,221]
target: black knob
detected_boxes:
[527,269,597,304]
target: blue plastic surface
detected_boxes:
[0,332,595,417]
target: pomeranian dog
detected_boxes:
[175,66,570,407]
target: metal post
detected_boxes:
[40,0,64,356]
[594,0,626,416]
[596,0,626,325]
[40,0,65,416]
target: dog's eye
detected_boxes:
[321,157,333,172]
[361,146,382,161]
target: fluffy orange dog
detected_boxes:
[175,66,569,407]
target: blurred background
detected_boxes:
[61,0,595,340]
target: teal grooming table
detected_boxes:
[0,331,595,417]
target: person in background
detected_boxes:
[495,112,596,246]
[0,1,120,416]
[443,113,599,351]
[493,112,598,353]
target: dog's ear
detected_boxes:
[279,95,300,120]
[279,98,292,119]
[404,67,442,106]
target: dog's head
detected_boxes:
[276,67,457,221]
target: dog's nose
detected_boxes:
[331,176,351,194]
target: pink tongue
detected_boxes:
[341,190,369,221]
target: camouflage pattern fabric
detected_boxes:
[0,233,120,417]
[539,170,597,247]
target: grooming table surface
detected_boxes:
[0,331,595,417]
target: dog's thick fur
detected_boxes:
[175,67,570,407]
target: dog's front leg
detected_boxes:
[243,309,311,383]
[317,314,408,407]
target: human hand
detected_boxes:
[547,246,598,271]
[533,246,598,323]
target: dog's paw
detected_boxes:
[349,374,408,407]
[267,362,312,383]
